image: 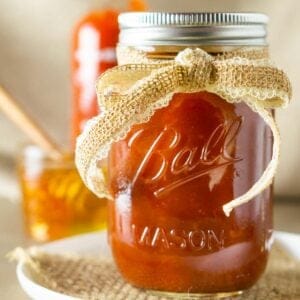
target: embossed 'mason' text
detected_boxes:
[131,224,225,251]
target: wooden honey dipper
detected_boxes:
[0,86,63,159]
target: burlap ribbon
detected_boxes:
[75,47,292,216]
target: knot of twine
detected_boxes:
[75,47,292,216]
[175,48,213,90]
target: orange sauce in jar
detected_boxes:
[107,92,273,293]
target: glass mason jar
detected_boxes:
[107,13,273,297]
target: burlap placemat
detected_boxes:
[12,242,299,300]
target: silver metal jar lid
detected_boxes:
[118,12,268,46]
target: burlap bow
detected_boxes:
[75,47,292,216]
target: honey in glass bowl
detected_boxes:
[19,145,107,242]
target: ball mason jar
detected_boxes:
[106,12,273,297]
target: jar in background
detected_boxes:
[19,146,107,242]
[71,9,119,146]
[71,1,147,147]
[107,12,273,297]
